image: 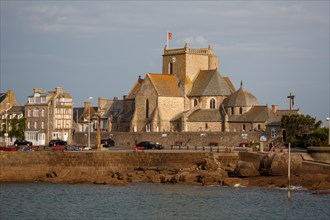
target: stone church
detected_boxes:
[111,43,278,133]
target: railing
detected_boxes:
[164,48,211,55]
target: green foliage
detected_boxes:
[1,118,25,139]
[281,114,324,147]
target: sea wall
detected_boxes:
[0,151,239,182]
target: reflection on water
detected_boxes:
[1,183,329,220]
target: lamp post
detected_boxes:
[327,117,330,146]
[5,103,10,147]
[88,97,93,149]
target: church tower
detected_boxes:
[162,43,219,96]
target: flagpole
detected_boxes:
[288,142,291,201]
[167,32,169,48]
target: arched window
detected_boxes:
[146,99,149,119]
[194,99,198,107]
[210,99,216,109]
[239,107,243,114]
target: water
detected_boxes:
[1,183,329,220]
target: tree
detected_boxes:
[281,114,322,147]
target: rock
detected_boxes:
[199,170,228,185]
[271,153,302,176]
[197,158,219,171]
[235,161,259,177]
[259,155,272,176]
[223,178,249,187]
[179,171,200,184]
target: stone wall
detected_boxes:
[72,131,262,147]
[0,151,239,182]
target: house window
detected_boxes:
[271,128,277,138]
[239,107,243,114]
[210,99,216,109]
[146,99,149,119]
[41,121,44,129]
[27,121,30,129]
[33,108,39,117]
[28,109,31,117]
[41,108,45,117]
[34,121,38,129]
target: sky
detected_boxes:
[1,1,329,124]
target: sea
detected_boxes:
[0,182,329,220]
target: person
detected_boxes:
[269,142,275,152]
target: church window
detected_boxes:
[239,107,243,114]
[193,99,198,107]
[205,123,208,129]
[231,107,234,115]
[146,99,149,119]
[169,63,173,74]
[242,124,246,131]
[210,99,216,109]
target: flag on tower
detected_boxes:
[168,32,172,40]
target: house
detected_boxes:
[0,90,23,145]
[24,87,73,145]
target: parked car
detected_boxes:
[49,139,67,147]
[133,141,163,150]
[101,137,115,148]
[14,139,32,146]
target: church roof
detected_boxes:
[126,78,144,100]
[223,85,259,107]
[148,74,181,97]
[188,109,221,122]
[234,106,277,122]
[188,70,234,97]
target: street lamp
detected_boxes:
[327,117,330,146]
[88,97,93,149]
[5,103,10,147]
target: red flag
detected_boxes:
[168,32,172,40]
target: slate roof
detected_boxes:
[275,109,300,117]
[148,74,181,97]
[223,86,259,107]
[102,100,124,118]
[234,106,277,123]
[0,93,6,103]
[188,70,234,96]
[188,109,222,122]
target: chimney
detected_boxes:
[33,88,42,94]
[7,90,14,103]
[123,95,127,100]
[272,104,278,113]
[55,87,64,94]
